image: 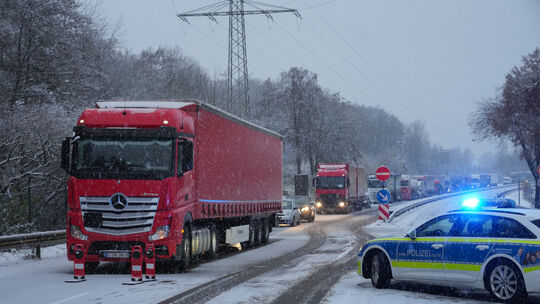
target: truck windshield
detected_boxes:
[72,138,174,178]
[368,179,384,188]
[317,177,346,189]
[401,180,409,186]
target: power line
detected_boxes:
[177,0,300,115]
[295,18,465,140]
[171,1,470,144]
[319,1,453,105]
[170,1,280,79]
[306,1,457,123]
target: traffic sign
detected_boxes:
[377,189,391,204]
[375,166,391,181]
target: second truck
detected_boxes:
[313,163,368,213]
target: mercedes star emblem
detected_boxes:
[110,193,128,210]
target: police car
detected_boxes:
[358,202,540,303]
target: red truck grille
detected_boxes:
[79,196,159,236]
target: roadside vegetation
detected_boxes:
[0,0,532,234]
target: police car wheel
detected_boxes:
[371,252,391,289]
[486,260,526,303]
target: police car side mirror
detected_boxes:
[407,229,417,240]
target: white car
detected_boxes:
[358,207,540,303]
[277,199,301,226]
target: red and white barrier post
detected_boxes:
[145,244,156,281]
[130,245,143,282]
[66,244,86,283]
[378,204,390,221]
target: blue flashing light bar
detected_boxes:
[462,198,480,209]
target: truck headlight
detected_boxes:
[149,225,170,241]
[316,202,322,208]
[70,225,88,241]
[339,202,346,207]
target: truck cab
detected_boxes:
[314,164,352,214]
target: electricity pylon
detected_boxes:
[178,1,300,116]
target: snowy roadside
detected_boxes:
[502,188,534,209]
[322,270,491,304]
[0,243,65,268]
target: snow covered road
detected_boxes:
[3,187,538,304]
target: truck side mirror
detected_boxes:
[347,178,350,187]
[61,138,71,173]
[312,177,318,187]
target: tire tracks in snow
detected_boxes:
[159,215,346,304]
[270,214,377,304]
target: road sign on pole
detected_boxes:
[375,166,391,181]
[377,189,391,204]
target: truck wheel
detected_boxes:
[254,220,262,245]
[261,218,270,244]
[371,252,392,289]
[179,227,191,270]
[206,224,219,260]
[242,220,256,249]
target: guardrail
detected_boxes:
[0,230,66,259]
[387,185,517,223]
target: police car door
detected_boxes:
[396,214,456,281]
[444,214,494,283]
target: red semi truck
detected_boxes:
[61,100,282,270]
[313,164,368,213]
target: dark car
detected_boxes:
[298,201,316,222]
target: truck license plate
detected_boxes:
[101,251,130,259]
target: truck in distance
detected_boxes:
[61,100,282,271]
[367,174,401,204]
[313,164,367,214]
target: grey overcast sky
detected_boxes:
[89,0,540,157]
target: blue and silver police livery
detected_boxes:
[358,208,540,303]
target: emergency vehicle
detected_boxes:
[358,203,540,302]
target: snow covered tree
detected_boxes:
[471,48,540,207]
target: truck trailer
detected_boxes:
[61,100,282,270]
[313,164,367,213]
